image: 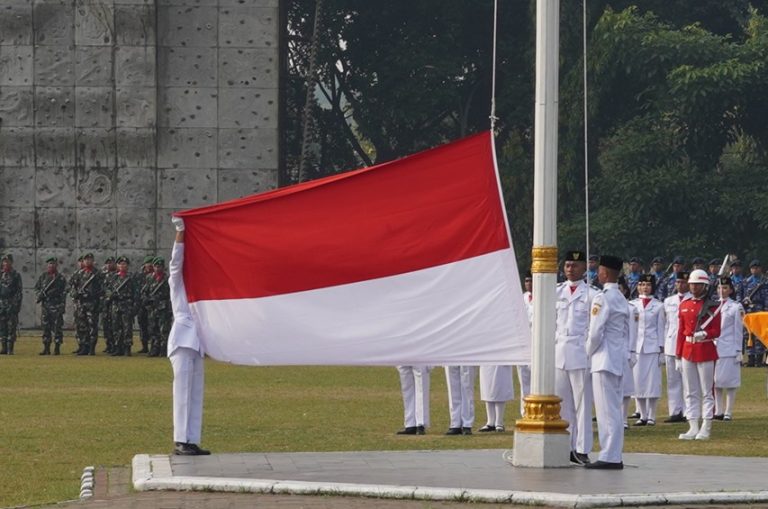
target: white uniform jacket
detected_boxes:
[663,293,691,353]
[555,281,599,370]
[716,298,744,358]
[522,291,533,326]
[587,283,630,376]
[168,242,204,356]
[630,297,666,354]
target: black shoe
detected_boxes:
[584,460,623,470]
[576,452,591,464]
[628,412,640,419]
[633,419,647,426]
[713,414,724,420]
[445,427,462,435]
[461,427,472,435]
[53,344,61,355]
[478,425,496,432]
[570,451,584,465]
[76,349,89,356]
[173,442,210,456]
[396,426,418,435]
[663,412,686,423]
[138,347,149,354]
[416,425,426,435]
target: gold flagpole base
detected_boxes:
[515,395,569,433]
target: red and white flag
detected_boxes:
[175,131,530,366]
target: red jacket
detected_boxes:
[676,298,721,362]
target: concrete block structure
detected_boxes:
[0,0,281,327]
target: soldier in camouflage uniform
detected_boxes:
[69,255,84,353]
[145,256,172,357]
[101,256,117,354]
[35,257,67,355]
[107,256,139,356]
[137,255,155,354]
[70,253,104,356]
[0,254,23,355]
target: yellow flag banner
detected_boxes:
[743,312,768,348]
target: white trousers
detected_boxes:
[681,359,715,420]
[170,347,205,444]
[592,371,623,463]
[555,367,593,454]
[397,366,431,427]
[445,366,475,428]
[516,365,531,416]
[665,355,685,416]
[484,401,507,427]
[714,388,736,417]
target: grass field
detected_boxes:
[1,332,767,508]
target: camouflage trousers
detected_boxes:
[0,307,19,343]
[111,303,134,350]
[41,305,64,344]
[75,303,100,348]
[102,302,114,350]
[148,308,173,355]
[137,306,150,349]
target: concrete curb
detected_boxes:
[131,454,768,507]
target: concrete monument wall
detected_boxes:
[0,0,280,327]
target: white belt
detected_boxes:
[685,336,714,344]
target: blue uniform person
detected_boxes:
[729,260,744,298]
[740,259,768,367]
[650,256,668,300]
[664,256,685,298]
[627,257,643,300]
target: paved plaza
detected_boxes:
[130,449,768,507]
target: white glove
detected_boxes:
[171,216,185,231]
[674,358,682,372]
[693,331,707,341]
[735,355,742,366]
[629,352,638,368]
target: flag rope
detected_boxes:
[583,0,591,267]
[489,0,499,131]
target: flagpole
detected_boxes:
[512,0,570,467]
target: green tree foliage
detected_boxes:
[285,1,768,268]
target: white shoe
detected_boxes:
[695,419,711,440]
[678,419,700,440]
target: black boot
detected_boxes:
[53,343,61,355]
[110,345,124,356]
[39,343,51,355]
[76,343,89,355]
[7,341,14,355]
[138,339,149,354]
[0,340,7,355]
[124,345,131,357]
[89,342,96,356]
[748,354,756,367]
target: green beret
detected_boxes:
[46,256,58,264]
[143,255,155,264]
[105,256,115,263]
[83,252,94,260]
[1,253,12,262]
[152,256,165,266]
[77,255,84,262]
[116,255,130,264]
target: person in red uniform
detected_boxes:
[676,269,721,440]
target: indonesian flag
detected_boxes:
[175,131,531,366]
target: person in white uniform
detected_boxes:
[619,276,638,431]
[713,277,743,421]
[630,274,666,426]
[554,250,598,465]
[478,364,514,432]
[444,365,475,434]
[168,216,210,456]
[585,255,630,470]
[662,271,690,423]
[518,271,533,416]
[396,366,431,434]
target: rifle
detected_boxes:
[107,276,131,302]
[741,276,767,308]
[75,272,96,300]
[37,275,58,303]
[697,254,730,332]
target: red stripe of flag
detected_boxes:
[176,131,509,303]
